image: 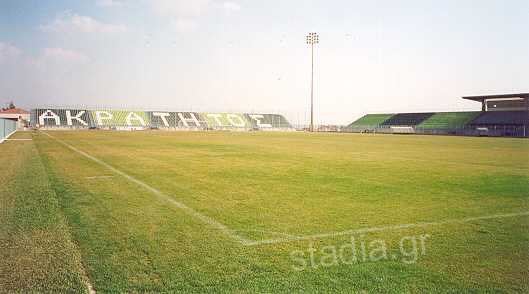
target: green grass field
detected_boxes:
[2,130,528,292]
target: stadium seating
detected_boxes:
[381,113,435,126]
[418,112,480,129]
[90,110,151,127]
[347,110,528,137]
[32,108,293,130]
[469,111,529,126]
[348,114,393,128]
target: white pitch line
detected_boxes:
[38,132,529,248]
[236,229,301,239]
[85,176,114,180]
[245,211,529,246]
[41,132,253,246]
[6,138,32,141]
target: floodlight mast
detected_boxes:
[306,32,319,132]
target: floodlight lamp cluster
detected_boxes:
[306,32,319,45]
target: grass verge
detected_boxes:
[0,131,89,293]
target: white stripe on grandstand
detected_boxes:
[42,132,253,246]
[244,211,529,246]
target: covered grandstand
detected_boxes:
[347,93,528,137]
[462,93,529,112]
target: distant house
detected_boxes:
[0,108,30,128]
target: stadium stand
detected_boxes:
[469,111,529,126]
[90,110,151,128]
[467,111,529,137]
[348,114,393,128]
[344,93,528,137]
[418,112,481,129]
[347,111,528,137]
[32,108,293,131]
[381,113,435,126]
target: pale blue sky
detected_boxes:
[1,0,527,124]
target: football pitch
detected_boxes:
[1,130,528,292]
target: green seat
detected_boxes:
[348,114,393,128]
[418,112,480,129]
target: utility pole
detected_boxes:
[306,32,319,132]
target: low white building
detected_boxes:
[0,108,30,128]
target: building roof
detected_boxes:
[462,93,529,102]
[0,108,30,114]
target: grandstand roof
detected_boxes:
[462,93,529,102]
